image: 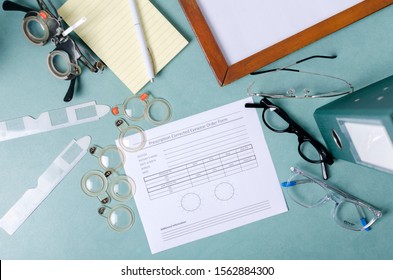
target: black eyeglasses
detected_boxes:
[3,0,104,102]
[245,97,334,179]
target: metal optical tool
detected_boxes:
[2,0,105,102]
[0,136,91,235]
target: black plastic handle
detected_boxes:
[63,78,76,102]
[2,0,35,12]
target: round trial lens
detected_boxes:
[99,205,135,232]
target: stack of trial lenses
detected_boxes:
[81,155,137,232]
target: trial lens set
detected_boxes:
[0,90,172,234]
[0,0,173,234]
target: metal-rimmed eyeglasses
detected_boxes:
[247,55,354,98]
[282,167,382,231]
[245,97,334,179]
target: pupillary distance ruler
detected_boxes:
[0,101,109,142]
[0,136,91,235]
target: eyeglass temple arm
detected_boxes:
[2,0,36,12]
[320,154,329,180]
[281,179,312,187]
[296,55,337,64]
[245,103,264,109]
[245,100,319,138]
[63,78,76,102]
[246,99,293,125]
[245,98,277,110]
[251,55,337,75]
[356,205,371,231]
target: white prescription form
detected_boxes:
[118,97,288,253]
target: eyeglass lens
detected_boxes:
[119,127,146,152]
[84,173,106,194]
[298,141,324,162]
[262,107,290,132]
[108,205,135,232]
[124,97,146,120]
[51,53,71,75]
[26,20,46,40]
[262,106,324,162]
[109,176,136,202]
[252,70,350,98]
[99,147,124,170]
[285,172,376,230]
[249,55,353,98]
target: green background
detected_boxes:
[1,0,393,259]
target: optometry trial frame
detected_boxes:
[245,97,334,179]
[3,0,105,102]
[247,55,354,98]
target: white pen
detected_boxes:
[128,0,155,83]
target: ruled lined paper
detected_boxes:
[58,0,188,93]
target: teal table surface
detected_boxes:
[1,0,393,260]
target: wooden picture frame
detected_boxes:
[179,0,393,86]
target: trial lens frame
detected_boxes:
[3,0,105,102]
[245,97,334,179]
[248,55,354,98]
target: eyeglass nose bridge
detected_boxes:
[291,126,305,137]
[326,192,343,205]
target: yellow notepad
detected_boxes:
[58,0,188,93]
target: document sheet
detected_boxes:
[119,98,288,253]
[59,0,188,93]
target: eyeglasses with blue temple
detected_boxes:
[281,167,382,231]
